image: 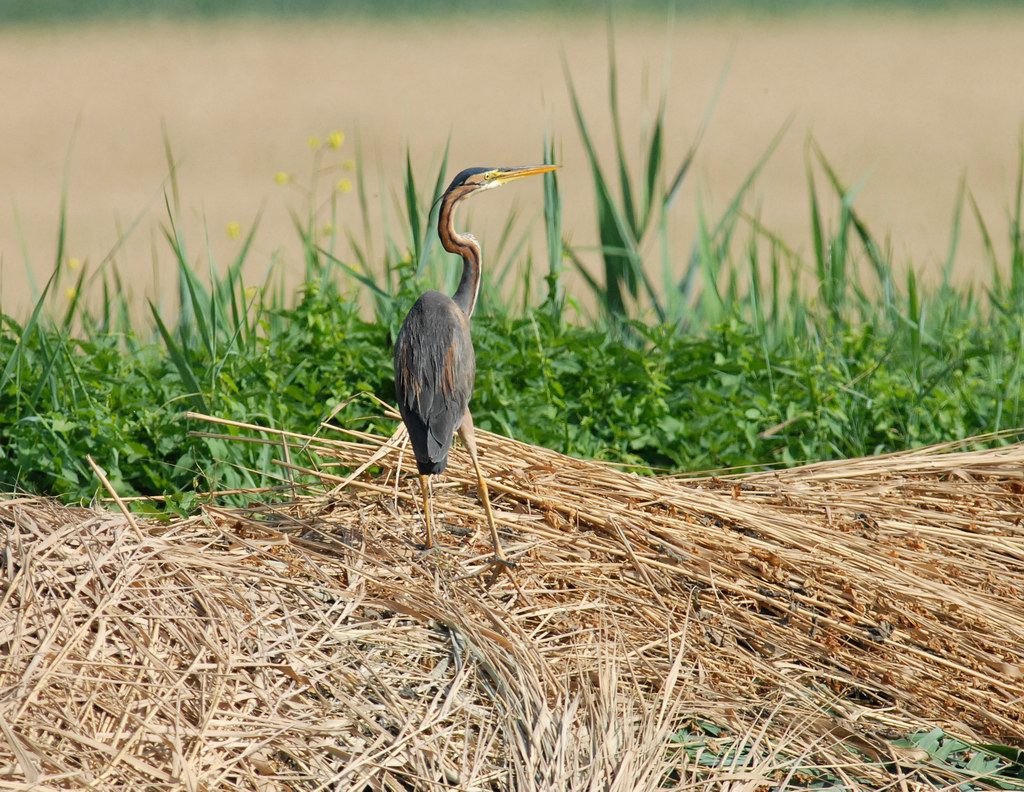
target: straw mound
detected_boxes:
[2,413,1024,790]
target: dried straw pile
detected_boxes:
[2,408,1023,790]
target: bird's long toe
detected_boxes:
[487,555,518,572]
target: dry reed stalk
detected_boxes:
[1,408,1023,789]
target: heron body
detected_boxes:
[394,289,474,475]
[393,164,556,563]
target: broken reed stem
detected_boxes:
[86,453,145,541]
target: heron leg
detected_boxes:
[458,410,514,568]
[418,474,435,549]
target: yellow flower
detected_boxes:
[322,223,334,236]
[68,257,82,271]
[307,135,321,150]
[244,286,259,301]
[274,171,291,185]
[336,178,353,193]
[342,159,356,172]
[226,221,241,240]
[65,287,77,300]
[328,130,345,150]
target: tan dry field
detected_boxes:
[2,12,1024,317]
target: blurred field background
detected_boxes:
[3,3,1024,316]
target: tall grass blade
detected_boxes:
[542,133,564,315]
[606,26,637,236]
[52,161,70,304]
[1,271,58,399]
[746,231,765,331]
[658,203,683,323]
[422,139,451,272]
[60,267,87,331]
[161,121,182,220]
[354,133,375,274]
[564,61,642,319]
[177,256,213,357]
[813,144,888,315]
[642,108,664,234]
[230,210,262,275]
[404,150,421,270]
[1010,136,1024,308]
[906,267,922,376]
[663,52,728,212]
[148,299,208,413]
[968,190,1004,310]
[806,148,826,290]
[943,174,967,290]
[26,330,65,411]
[565,242,604,300]
[694,198,724,321]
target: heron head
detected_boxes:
[443,164,558,202]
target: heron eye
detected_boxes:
[483,172,495,181]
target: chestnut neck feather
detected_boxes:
[438,190,482,318]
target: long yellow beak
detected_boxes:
[492,164,558,184]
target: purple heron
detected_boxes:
[394,164,556,567]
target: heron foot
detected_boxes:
[455,553,519,582]
[487,555,518,571]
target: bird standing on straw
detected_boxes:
[394,165,556,567]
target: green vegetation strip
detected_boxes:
[4,196,1024,510]
[2,53,1023,512]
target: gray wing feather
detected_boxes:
[394,292,475,472]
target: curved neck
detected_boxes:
[438,193,482,317]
